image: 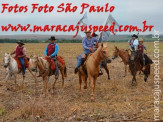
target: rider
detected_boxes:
[11,40,27,77]
[44,36,59,76]
[128,34,139,51]
[74,30,102,74]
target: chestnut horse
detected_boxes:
[78,43,109,101]
[29,56,67,95]
[112,46,130,77]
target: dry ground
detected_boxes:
[0,42,163,122]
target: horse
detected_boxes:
[29,56,67,95]
[129,51,151,85]
[112,46,130,77]
[78,43,109,101]
[28,55,38,89]
[100,57,111,80]
[3,53,25,89]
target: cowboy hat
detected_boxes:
[84,29,91,33]
[17,40,25,45]
[139,38,144,42]
[49,36,57,40]
[92,33,98,37]
[132,34,138,38]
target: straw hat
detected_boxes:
[139,38,144,42]
[84,29,91,33]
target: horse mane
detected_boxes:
[38,57,46,73]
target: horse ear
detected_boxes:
[101,43,103,48]
[115,46,118,50]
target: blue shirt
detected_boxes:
[82,36,102,50]
[44,43,59,57]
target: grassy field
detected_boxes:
[0,42,163,121]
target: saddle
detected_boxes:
[80,53,91,76]
[14,57,29,69]
[44,56,65,70]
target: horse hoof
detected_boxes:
[91,97,95,102]
[108,77,110,80]
[144,78,147,82]
[83,86,87,89]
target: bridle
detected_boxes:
[31,57,39,72]
[4,56,10,68]
[100,49,108,61]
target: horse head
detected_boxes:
[29,55,39,72]
[100,43,109,60]
[4,53,11,68]
[112,46,119,59]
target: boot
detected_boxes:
[98,69,103,76]
[74,67,79,74]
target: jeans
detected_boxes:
[52,56,59,76]
[75,49,91,68]
[18,57,25,75]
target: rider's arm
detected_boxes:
[82,38,89,50]
[50,44,59,57]
[10,51,15,55]
[98,32,103,43]
[44,44,48,56]
[11,46,17,55]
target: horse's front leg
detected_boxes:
[83,76,87,89]
[52,75,58,94]
[13,74,17,90]
[28,68,38,88]
[89,76,96,102]
[78,72,82,93]
[43,76,48,96]
[132,74,136,86]
[124,64,127,77]
[5,73,9,89]
[60,68,65,88]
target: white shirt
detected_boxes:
[128,39,139,50]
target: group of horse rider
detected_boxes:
[128,34,153,70]
[10,31,152,75]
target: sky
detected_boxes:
[0,0,162,35]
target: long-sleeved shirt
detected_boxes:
[128,39,139,50]
[82,36,102,50]
[44,43,59,57]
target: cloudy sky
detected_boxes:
[0,0,162,35]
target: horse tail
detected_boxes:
[64,66,67,77]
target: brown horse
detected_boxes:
[29,55,67,95]
[78,43,109,101]
[112,46,130,77]
[129,51,151,85]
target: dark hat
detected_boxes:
[17,40,25,45]
[49,36,57,41]
[92,33,98,37]
[132,34,138,38]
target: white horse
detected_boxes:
[3,53,25,89]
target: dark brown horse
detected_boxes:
[101,57,111,80]
[129,51,151,85]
